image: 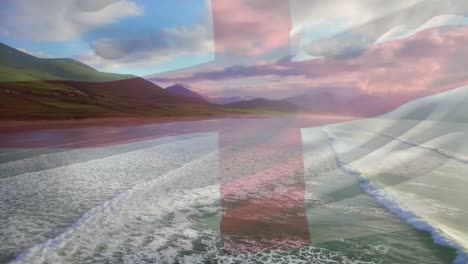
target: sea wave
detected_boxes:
[324,129,468,264]
[10,148,220,264]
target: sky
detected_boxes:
[2,0,468,106]
[0,0,215,75]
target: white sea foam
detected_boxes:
[0,133,205,178]
[0,133,219,261]
[8,130,388,264]
[5,84,468,263]
[325,129,468,264]
[11,148,221,263]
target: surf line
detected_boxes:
[322,128,468,264]
[10,149,219,263]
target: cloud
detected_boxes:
[154,63,307,82]
[91,23,213,61]
[76,16,215,74]
[0,0,142,41]
[151,25,468,100]
[1,0,216,74]
[291,0,468,59]
[211,0,291,56]
[375,15,468,44]
[426,27,468,89]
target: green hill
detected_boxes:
[0,42,132,82]
[0,42,223,120]
[0,42,287,120]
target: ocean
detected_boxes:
[0,93,467,264]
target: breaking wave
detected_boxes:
[324,130,468,264]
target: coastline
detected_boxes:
[0,113,354,133]
[0,115,267,133]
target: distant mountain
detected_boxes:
[225,98,299,113]
[286,91,337,113]
[165,84,262,105]
[165,85,257,105]
[210,96,256,105]
[0,42,132,82]
[0,42,318,120]
[0,42,190,100]
[165,84,209,102]
[0,42,176,101]
[0,42,221,120]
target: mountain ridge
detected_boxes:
[225,98,299,113]
[0,42,133,82]
[0,42,222,119]
[165,84,209,102]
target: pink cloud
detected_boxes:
[211,0,291,56]
[151,25,468,115]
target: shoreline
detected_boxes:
[0,114,281,134]
[0,113,355,133]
